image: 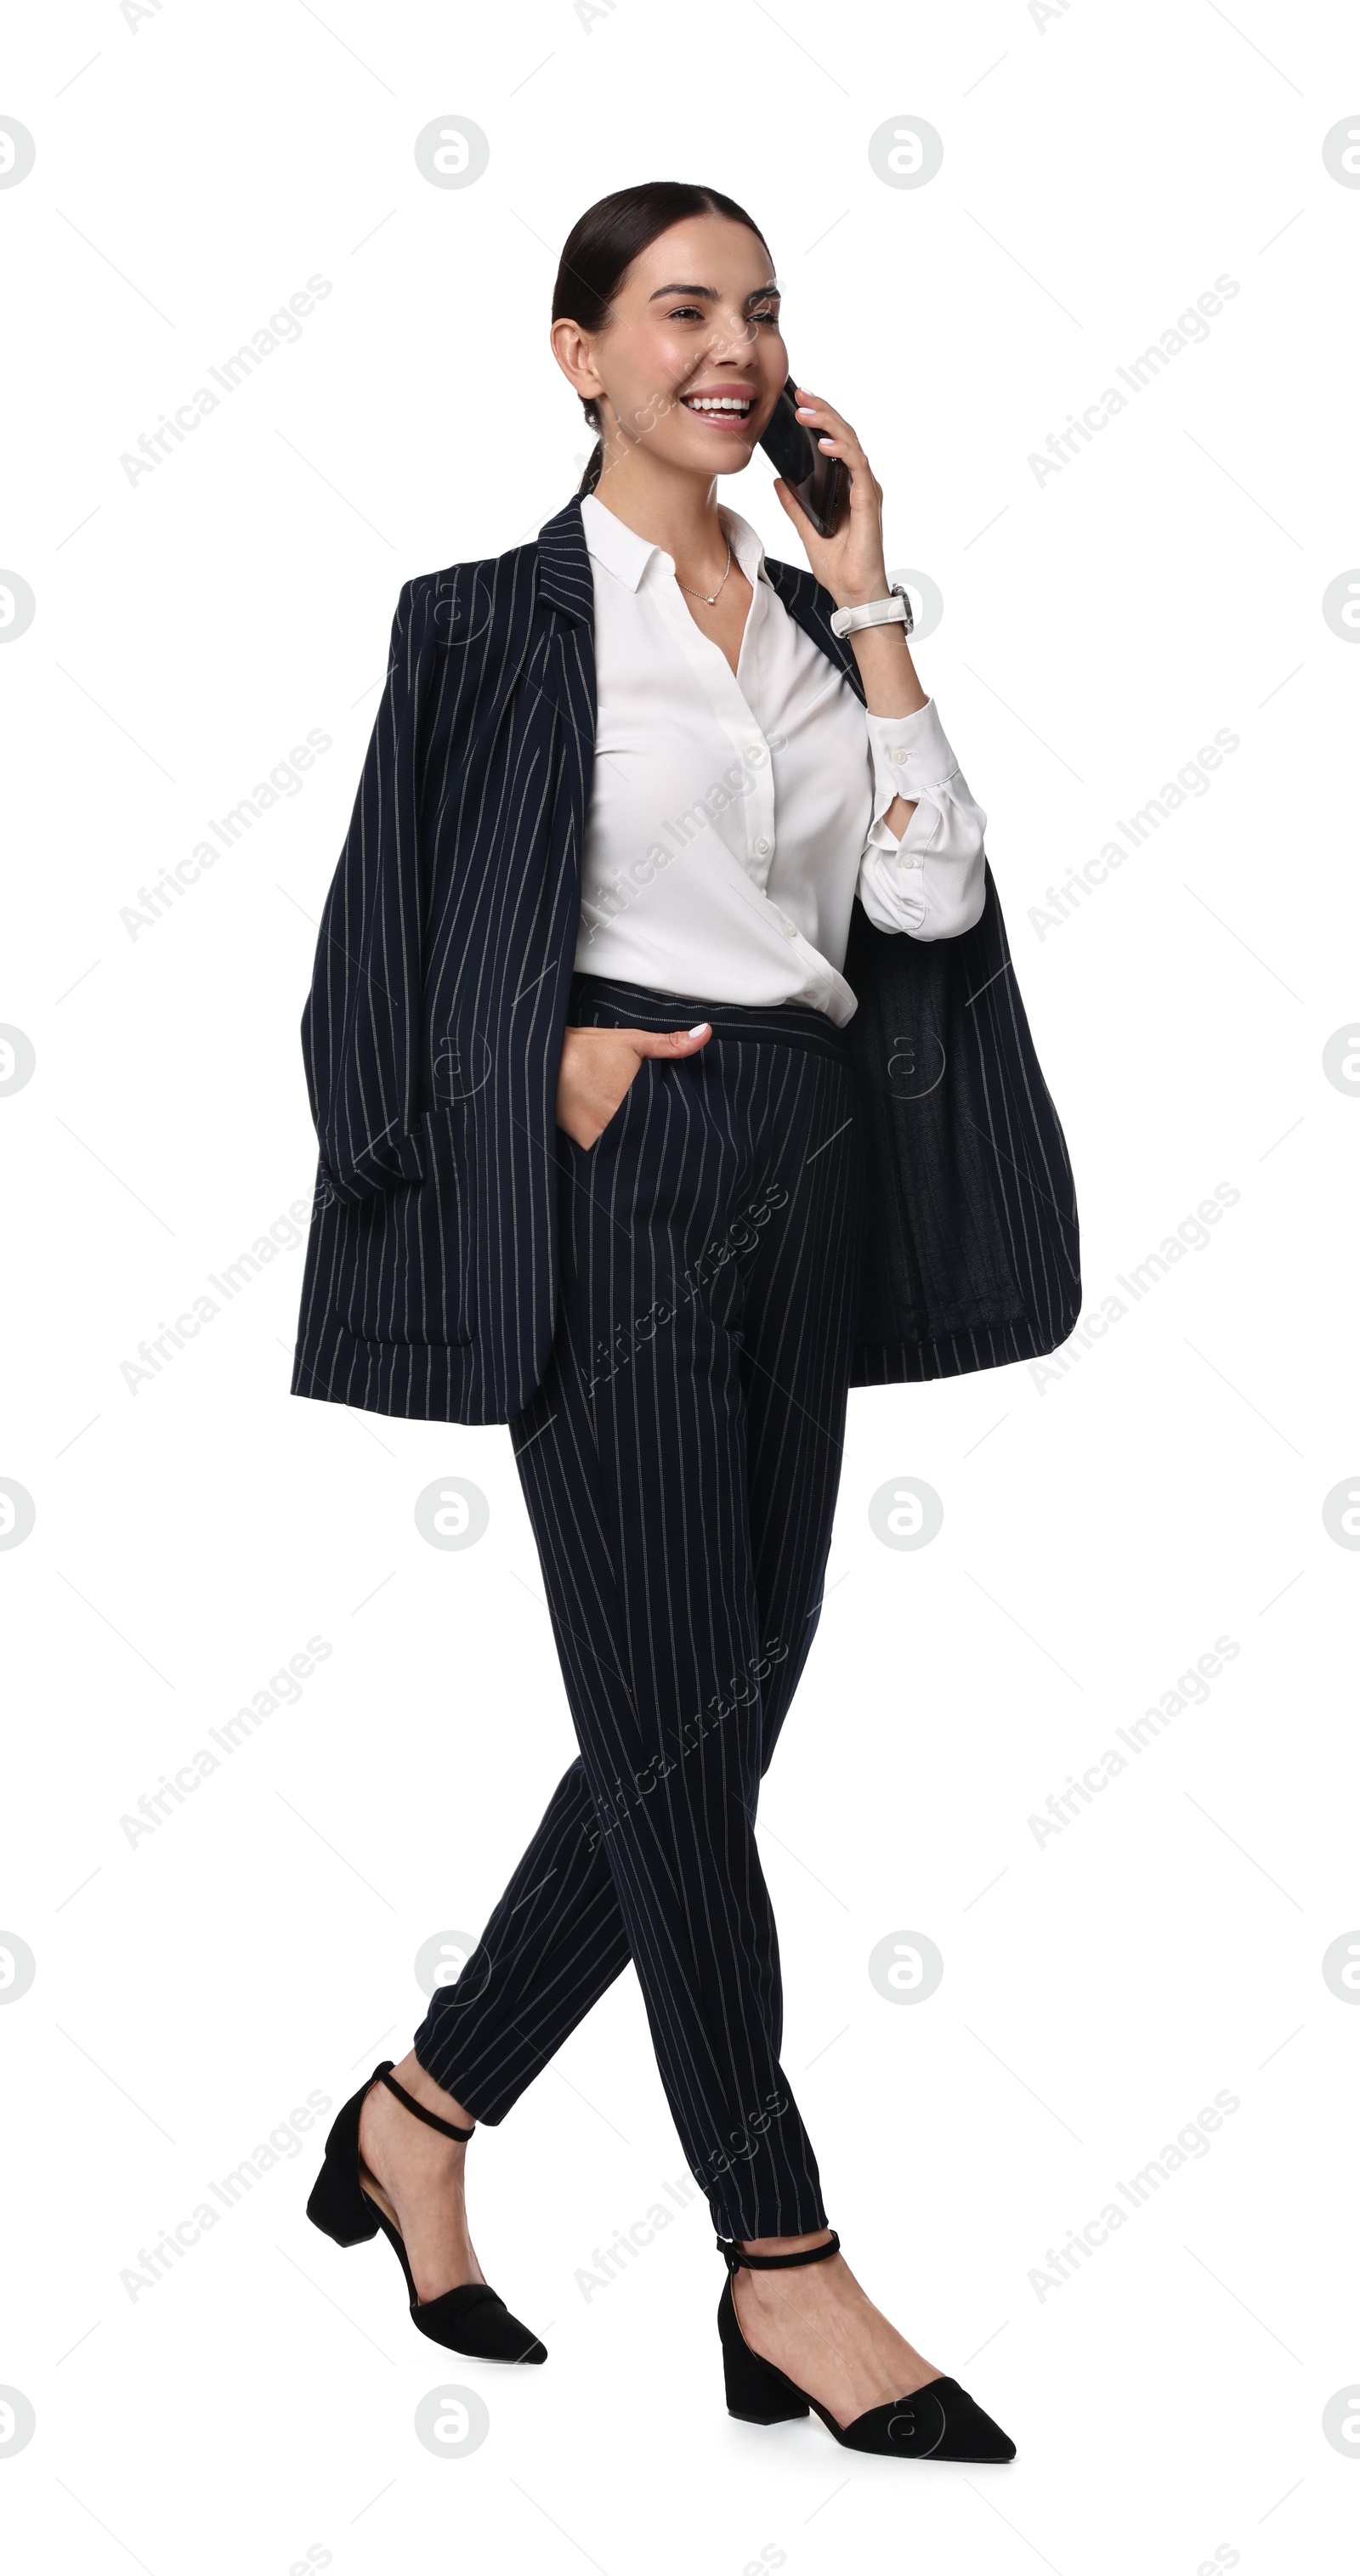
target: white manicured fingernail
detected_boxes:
[688,1021,710,1034]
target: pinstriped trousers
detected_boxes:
[413,973,867,2238]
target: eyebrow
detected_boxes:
[647,280,781,304]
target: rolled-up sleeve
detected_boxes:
[856,698,988,942]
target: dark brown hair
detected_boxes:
[552,183,772,496]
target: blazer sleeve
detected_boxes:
[301,575,437,1203]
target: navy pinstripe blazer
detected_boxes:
[291,495,1080,1425]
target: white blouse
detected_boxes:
[574,493,989,1028]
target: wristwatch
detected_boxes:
[829,582,914,640]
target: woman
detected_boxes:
[296,183,1079,2464]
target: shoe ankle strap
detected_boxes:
[377,2062,474,2142]
[717,2228,840,2273]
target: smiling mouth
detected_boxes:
[681,393,755,422]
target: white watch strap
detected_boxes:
[829,591,912,639]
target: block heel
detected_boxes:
[717,2273,810,2421]
[307,2085,382,2246]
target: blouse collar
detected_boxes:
[581,490,769,595]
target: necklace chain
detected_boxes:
[675,538,733,609]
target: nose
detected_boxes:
[711,316,757,361]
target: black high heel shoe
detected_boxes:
[716,2233,1015,2460]
[306,2059,547,2364]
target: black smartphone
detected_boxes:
[757,375,847,537]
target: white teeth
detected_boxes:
[685,396,751,412]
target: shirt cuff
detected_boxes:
[865,698,962,825]
[858,829,928,935]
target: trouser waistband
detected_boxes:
[569,972,853,1065]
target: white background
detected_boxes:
[2,2,1357,2569]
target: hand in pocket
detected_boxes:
[555,1020,711,1147]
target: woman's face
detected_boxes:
[553,212,789,477]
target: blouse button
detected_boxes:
[890,744,910,761]
[746,744,766,764]
[755,835,771,856]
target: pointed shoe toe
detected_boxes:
[369,2202,549,2364]
[411,2279,547,2364]
[849,2374,1016,2461]
[924,2375,1016,2462]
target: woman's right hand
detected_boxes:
[556,1021,711,1147]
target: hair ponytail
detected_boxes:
[552,182,770,482]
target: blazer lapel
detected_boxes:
[534,497,598,806]
[762,556,867,707]
[536,495,596,628]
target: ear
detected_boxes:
[550,315,605,407]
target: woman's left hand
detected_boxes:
[771,388,891,609]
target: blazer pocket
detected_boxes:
[335,1102,476,1349]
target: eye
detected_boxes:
[666,304,706,321]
